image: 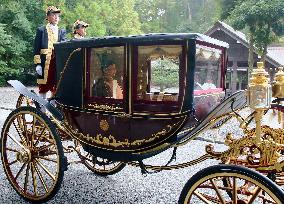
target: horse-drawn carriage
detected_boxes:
[1,33,284,203]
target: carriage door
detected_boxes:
[129,43,186,149]
[84,45,130,151]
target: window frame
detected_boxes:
[132,41,187,113]
[85,44,127,109]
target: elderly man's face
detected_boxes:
[47,13,60,25]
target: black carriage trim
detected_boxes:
[55,33,229,49]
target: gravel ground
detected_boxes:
[0,87,282,203]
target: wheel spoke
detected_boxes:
[15,162,27,181]
[210,178,226,204]
[232,177,237,204]
[13,121,26,145]
[8,160,18,166]
[6,147,19,153]
[31,116,36,149]
[24,162,31,193]
[34,162,49,193]
[31,162,38,196]
[37,134,56,146]
[34,126,46,147]
[35,158,56,181]
[76,145,125,175]
[35,156,57,163]
[21,114,29,144]
[7,133,28,150]
[25,98,29,105]
[247,186,261,204]
[193,191,212,204]
[180,166,283,204]
[37,143,56,153]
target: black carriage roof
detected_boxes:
[54,33,229,49]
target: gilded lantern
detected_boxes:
[272,67,284,98]
[247,62,271,109]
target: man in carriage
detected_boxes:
[92,55,123,99]
[33,6,67,100]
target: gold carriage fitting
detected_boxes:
[272,66,284,98]
[206,62,284,187]
[3,33,284,203]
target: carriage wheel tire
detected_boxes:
[82,158,126,176]
[1,106,66,203]
[178,164,284,204]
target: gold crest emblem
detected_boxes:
[100,120,109,132]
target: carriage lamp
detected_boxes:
[247,62,272,109]
[272,66,284,126]
[247,62,272,144]
[272,66,284,98]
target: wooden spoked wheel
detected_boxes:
[74,141,125,176]
[16,94,36,108]
[1,106,66,202]
[179,165,284,204]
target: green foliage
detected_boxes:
[62,0,107,37]
[0,0,39,86]
[59,0,141,37]
[103,0,141,36]
[135,0,220,33]
[151,58,179,92]
[227,0,284,58]
[218,0,240,20]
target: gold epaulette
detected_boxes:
[40,49,52,55]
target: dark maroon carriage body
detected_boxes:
[54,33,228,160]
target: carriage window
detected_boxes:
[89,46,125,99]
[195,45,222,91]
[136,45,182,102]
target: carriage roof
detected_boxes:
[54,33,229,49]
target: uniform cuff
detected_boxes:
[34,55,41,64]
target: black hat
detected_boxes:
[97,53,115,71]
[46,6,61,16]
[74,20,89,29]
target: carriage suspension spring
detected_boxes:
[130,149,215,174]
[138,147,177,175]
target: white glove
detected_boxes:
[36,65,42,76]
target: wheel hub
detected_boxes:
[16,149,31,163]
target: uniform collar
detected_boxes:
[74,34,84,39]
[47,23,58,32]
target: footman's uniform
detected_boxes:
[33,7,66,93]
